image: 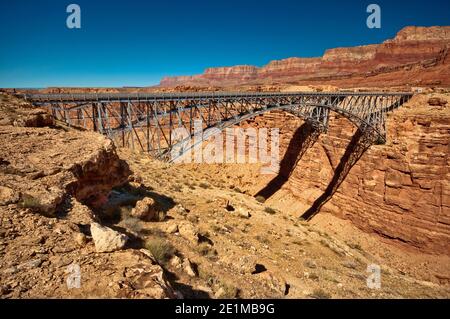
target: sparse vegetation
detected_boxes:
[197,268,238,298]
[171,184,182,192]
[310,288,331,299]
[291,240,303,246]
[187,214,199,224]
[199,182,210,189]
[120,215,142,234]
[211,224,222,233]
[255,235,270,245]
[323,274,340,284]
[101,204,133,223]
[233,187,243,193]
[197,243,218,259]
[145,237,176,265]
[218,283,239,298]
[346,241,363,251]
[255,195,265,203]
[19,195,42,210]
[309,273,319,281]
[264,207,277,215]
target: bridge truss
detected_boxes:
[24,91,413,160]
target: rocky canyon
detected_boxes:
[1,25,450,300]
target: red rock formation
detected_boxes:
[160,26,450,88]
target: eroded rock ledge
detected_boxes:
[0,126,131,214]
[0,94,175,298]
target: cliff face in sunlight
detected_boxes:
[160,26,450,88]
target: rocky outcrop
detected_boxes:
[160,26,450,88]
[131,197,160,221]
[0,94,177,299]
[0,93,131,215]
[0,94,54,127]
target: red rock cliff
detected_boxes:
[160,26,450,88]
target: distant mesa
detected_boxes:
[160,26,450,88]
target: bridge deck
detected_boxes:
[23,91,413,103]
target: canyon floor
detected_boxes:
[0,92,449,299]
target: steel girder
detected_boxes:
[25,92,413,159]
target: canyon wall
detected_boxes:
[246,94,449,255]
[160,26,450,88]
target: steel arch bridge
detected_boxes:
[23,91,413,160]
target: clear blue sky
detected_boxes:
[0,0,449,88]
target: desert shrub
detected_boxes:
[197,243,218,259]
[255,195,266,203]
[218,283,239,299]
[145,238,176,265]
[100,205,129,223]
[197,268,239,298]
[309,273,319,281]
[20,195,42,210]
[199,182,210,189]
[310,288,331,299]
[121,215,142,234]
[375,136,385,145]
[171,185,182,192]
[19,194,51,215]
[187,214,199,224]
[264,207,277,215]
[346,241,362,251]
[255,235,270,245]
[19,195,50,214]
[150,210,167,222]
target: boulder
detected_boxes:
[131,197,160,221]
[182,258,197,277]
[170,255,182,269]
[165,223,179,234]
[0,186,19,206]
[90,222,128,253]
[178,222,198,244]
[238,208,251,219]
[73,232,88,247]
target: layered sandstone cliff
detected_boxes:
[160,26,450,88]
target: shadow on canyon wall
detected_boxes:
[300,128,374,221]
[255,122,321,200]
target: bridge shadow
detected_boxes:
[255,122,321,200]
[300,128,374,221]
